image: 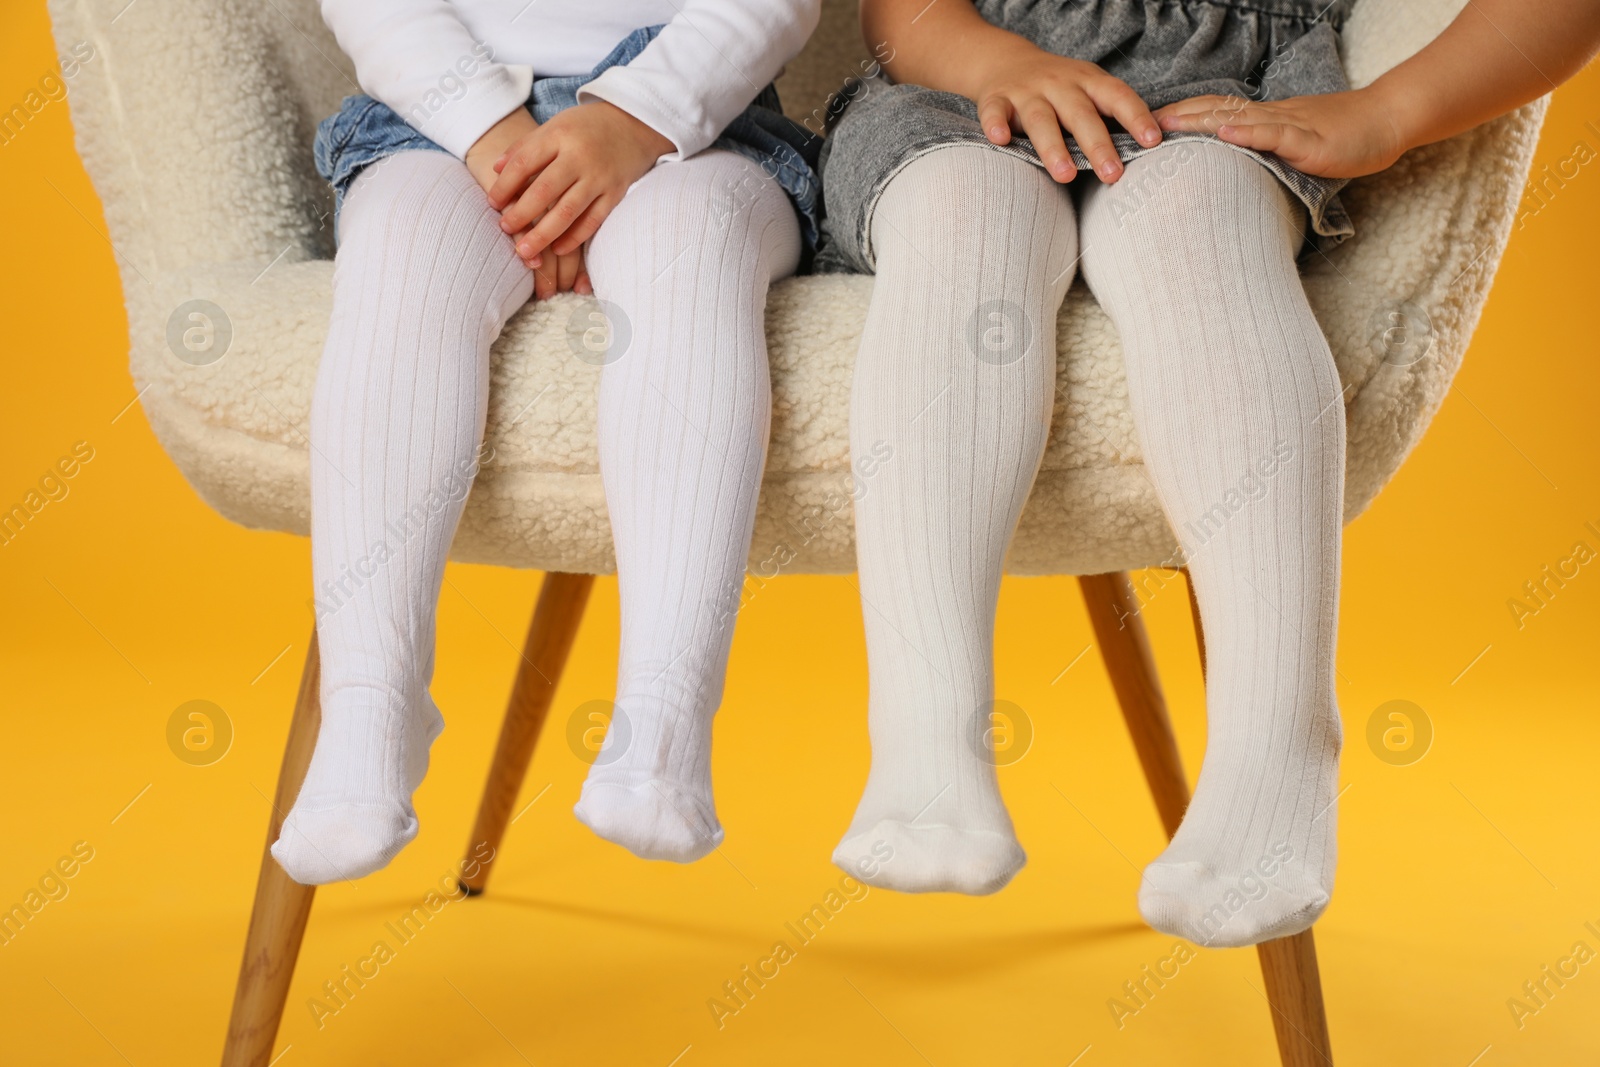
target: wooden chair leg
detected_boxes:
[1180,570,1334,1067]
[458,571,594,896]
[1081,570,1334,1066]
[1077,572,1190,836]
[222,632,322,1067]
[1256,928,1334,1066]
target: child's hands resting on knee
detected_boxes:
[1158,0,1600,180]
[487,101,674,267]
[859,0,1162,184]
[466,109,592,298]
[970,45,1163,184]
[1153,92,1405,179]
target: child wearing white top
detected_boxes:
[271,0,822,885]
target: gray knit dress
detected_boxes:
[815,0,1358,273]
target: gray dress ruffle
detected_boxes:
[815,0,1358,274]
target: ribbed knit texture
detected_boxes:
[573,150,801,862]
[834,147,1078,895]
[273,151,534,885]
[1079,142,1344,946]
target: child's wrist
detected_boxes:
[1361,74,1432,157]
[466,107,538,188]
[959,31,1043,98]
[593,100,675,160]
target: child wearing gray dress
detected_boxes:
[820,0,1600,948]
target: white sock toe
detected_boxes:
[272,803,419,885]
[1139,858,1330,947]
[574,777,724,863]
[834,819,1024,896]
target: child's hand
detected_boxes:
[532,246,592,301]
[488,100,674,263]
[467,109,591,294]
[970,43,1163,183]
[465,108,590,295]
[1153,89,1407,179]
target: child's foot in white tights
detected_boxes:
[272,698,444,884]
[572,692,725,863]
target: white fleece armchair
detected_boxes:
[47,0,1544,1065]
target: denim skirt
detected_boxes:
[815,0,1358,273]
[314,26,823,250]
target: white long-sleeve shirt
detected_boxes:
[320,1,820,159]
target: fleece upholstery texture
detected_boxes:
[48,0,1546,576]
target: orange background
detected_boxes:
[2,1,1598,1063]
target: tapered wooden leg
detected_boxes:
[1078,572,1190,836]
[1256,928,1334,1065]
[1182,570,1335,1067]
[222,632,322,1067]
[458,571,594,895]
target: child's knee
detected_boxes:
[338,151,503,257]
[871,145,1073,272]
[885,145,1047,211]
[589,152,797,295]
[1093,141,1301,241]
[332,152,528,326]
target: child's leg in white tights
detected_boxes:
[272,151,532,885]
[834,146,1078,894]
[574,150,800,862]
[1078,142,1344,946]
